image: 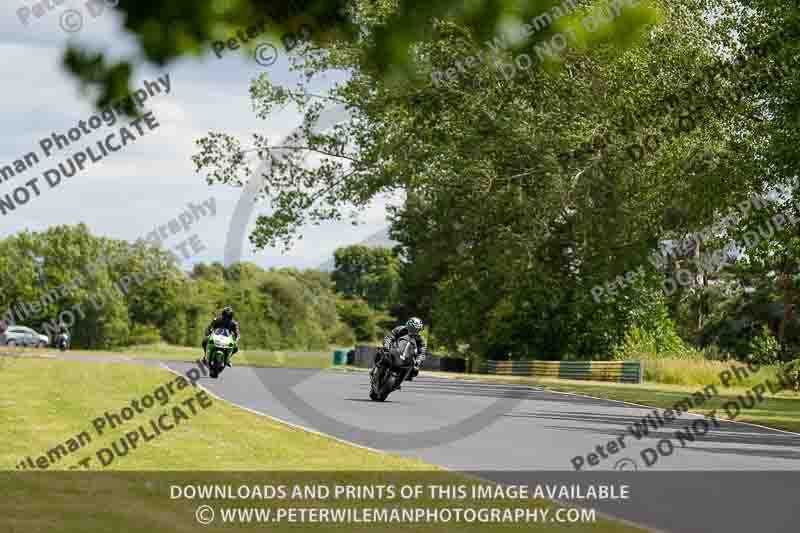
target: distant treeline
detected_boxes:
[0,224,389,350]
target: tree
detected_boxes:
[189,0,800,362]
[191,0,751,359]
[336,298,379,342]
[731,0,800,352]
[332,245,400,309]
[61,1,656,113]
[0,226,357,350]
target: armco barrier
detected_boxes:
[352,347,641,382]
[353,345,377,368]
[352,345,450,371]
[440,357,466,373]
[478,360,643,383]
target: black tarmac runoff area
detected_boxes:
[165,362,800,532]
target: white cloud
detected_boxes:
[0,7,389,269]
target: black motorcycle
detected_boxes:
[369,335,420,402]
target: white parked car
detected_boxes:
[0,326,49,347]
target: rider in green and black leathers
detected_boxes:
[202,306,240,367]
[373,317,427,385]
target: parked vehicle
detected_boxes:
[0,326,49,348]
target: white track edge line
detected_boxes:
[337,366,800,437]
[158,363,389,457]
[540,386,800,437]
[159,363,663,533]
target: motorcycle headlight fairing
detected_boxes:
[214,338,229,348]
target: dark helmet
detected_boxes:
[221,306,233,320]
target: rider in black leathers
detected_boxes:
[372,317,427,387]
[202,306,240,367]
[57,324,70,349]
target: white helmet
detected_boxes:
[406,317,423,333]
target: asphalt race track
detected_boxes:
[159,362,800,533]
[20,353,800,531]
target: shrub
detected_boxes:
[779,358,800,393]
[328,321,356,346]
[611,326,693,361]
[611,327,658,360]
[702,344,732,362]
[336,298,378,342]
[748,325,781,366]
[128,323,162,345]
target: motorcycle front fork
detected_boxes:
[370,364,386,389]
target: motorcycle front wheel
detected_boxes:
[378,373,396,401]
[369,367,391,402]
[209,354,223,378]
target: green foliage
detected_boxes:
[701,344,733,362]
[779,358,800,393]
[611,326,693,361]
[748,325,783,366]
[623,292,686,354]
[335,298,379,342]
[255,269,331,350]
[128,324,163,345]
[0,227,358,351]
[328,321,357,346]
[52,0,800,364]
[193,0,768,362]
[62,1,659,113]
[332,245,400,309]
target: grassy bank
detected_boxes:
[121,342,340,369]
[535,377,800,433]
[0,358,407,471]
[0,357,643,533]
[1,342,339,369]
[639,356,781,388]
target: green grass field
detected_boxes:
[121,342,338,369]
[0,358,410,471]
[0,357,643,533]
[0,342,337,369]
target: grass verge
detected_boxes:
[1,342,338,369]
[121,342,338,369]
[0,358,413,471]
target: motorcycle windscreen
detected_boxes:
[389,338,416,368]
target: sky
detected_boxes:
[0,0,395,270]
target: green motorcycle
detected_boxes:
[204,327,238,378]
